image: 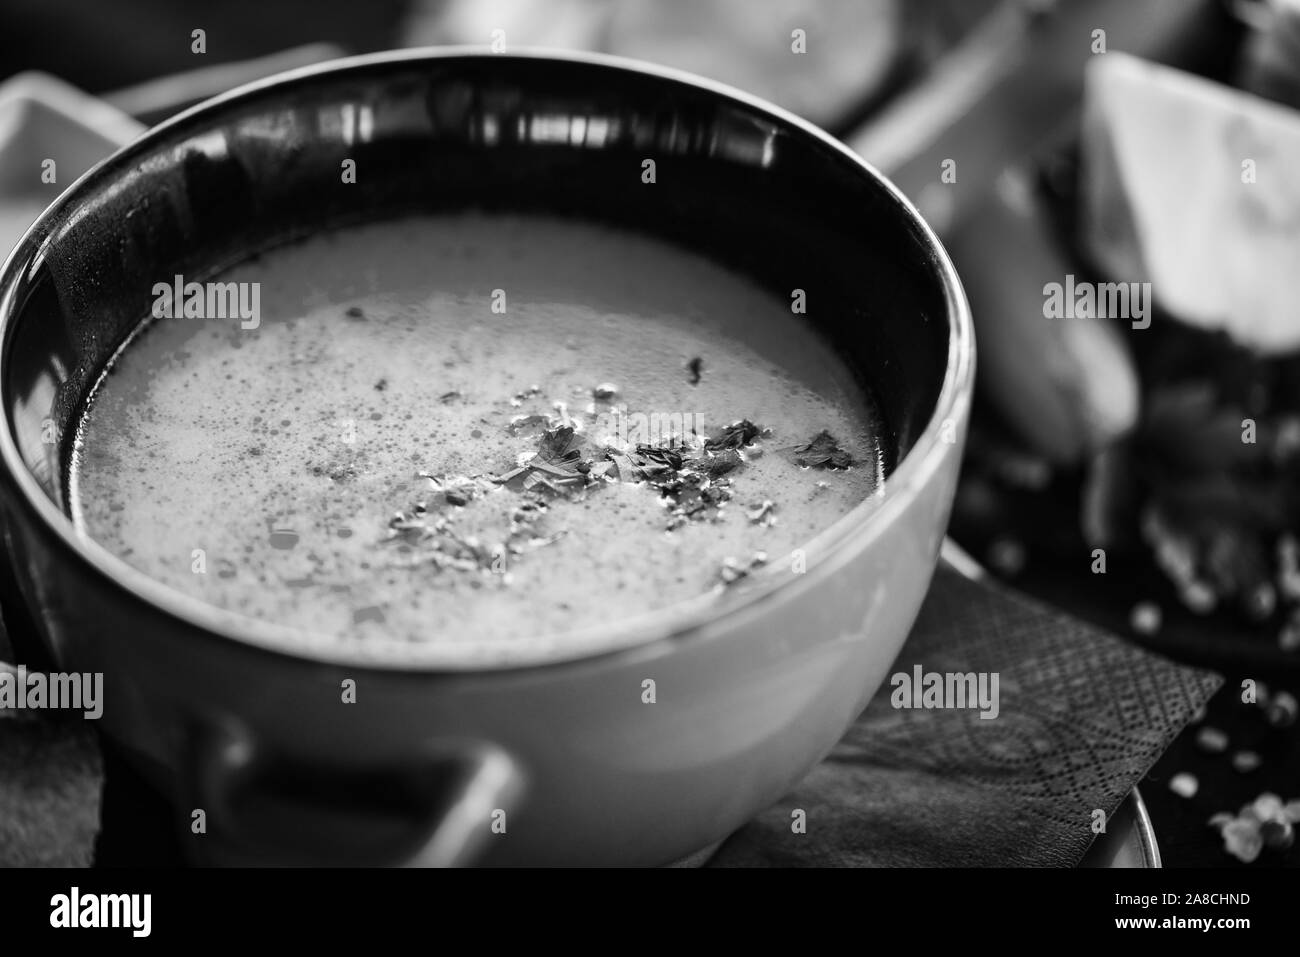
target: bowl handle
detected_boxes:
[183,721,523,867]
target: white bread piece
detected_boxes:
[1081,52,1300,353]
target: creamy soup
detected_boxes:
[70,215,887,649]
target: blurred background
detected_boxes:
[3,0,1299,866]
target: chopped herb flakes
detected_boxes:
[702,448,743,477]
[383,479,564,580]
[793,430,854,469]
[494,425,600,494]
[706,419,763,451]
[384,384,851,584]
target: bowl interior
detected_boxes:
[2,52,953,502]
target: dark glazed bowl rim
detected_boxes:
[0,47,974,672]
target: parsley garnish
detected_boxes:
[793,430,853,469]
[705,420,762,451]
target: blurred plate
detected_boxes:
[1080,788,1161,868]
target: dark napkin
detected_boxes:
[0,566,1219,867]
[709,565,1222,867]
